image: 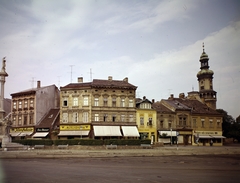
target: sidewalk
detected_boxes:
[1,145,240,159]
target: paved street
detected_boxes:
[1,155,240,183]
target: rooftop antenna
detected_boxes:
[69,65,74,83]
[29,77,35,88]
[168,89,172,95]
[88,68,94,81]
[57,76,61,88]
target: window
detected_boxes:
[94,114,99,122]
[201,119,205,127]
[103,114,108,122]
[13,101,17,110]
[83,112,88,123]
[24,100,28,109]
[112,98,116,107]
[121,98,125,107]
[217,119,221,128]
[103,97,108,106]
[129,99,133,107]
[63,98,68,107]
[209,119,213,128]
[83,96,88,106]
[148,118,153,126]
[121,115,125,122]
[73,112,78,123]
[29,114,33,124]
[168,121,172,128]
[140,117,144,126]
[129,114,133,122]
[18,101,22,109]
[193,118,197,128]
[73,97,78,106]
[160,120,163,128]
[30,99,34,108]
[94,98,99,106]
[18,116,22,125]
[62,113,68,123]
[179,116,187,126]
[12,116,16,125]
[112,114,116,122]
[23,115,28,125]
[201,86,204,90]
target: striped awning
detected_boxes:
[121,126,140,137]
[93,126,122,136]
[32,132,49,138]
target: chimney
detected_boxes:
[152,99,155,103]
[108,76,112,81]
[179,93,185,99]
[143,96,146,100]
[123,77,128,82]
[37,81,41,88]
[170,94,174,99]
[78,77,83,83]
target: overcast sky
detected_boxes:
[0,0,239,119]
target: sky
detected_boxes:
[0,0,239,119]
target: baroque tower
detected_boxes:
[197,44,217,109]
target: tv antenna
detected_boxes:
[69,65,74,83]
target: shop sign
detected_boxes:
[60,125,91,131]
[36,128,49,132]
[10,127,34,132]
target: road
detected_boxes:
[1,155,240,183]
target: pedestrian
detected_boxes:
[210,139,213,146]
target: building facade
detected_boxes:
[10,81,60,139]
[136,97,157,143]
[59,76,139,139]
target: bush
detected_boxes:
[12,139,151,146]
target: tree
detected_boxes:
[216,109,240,142]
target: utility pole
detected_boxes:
[69,65,74,83]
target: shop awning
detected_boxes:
[32,132,49,138]
[18,132,33,136]
[158,131,177,136]
[10,132,21,137]
[58,131,90,136]
[121,126,140,137]
[210,135,226,139]
[93,126,122,136]
[195,135,211,139]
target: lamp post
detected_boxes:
[170,128,172,146]
[80,126,82,139]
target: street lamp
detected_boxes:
[170,128,172,146]
[80,126,82,139]
[169,121,172,146]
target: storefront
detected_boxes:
[58,124,91,139]
[158,130,178,144]
[10,127,34,139]
[32,128,50,139]
[194,131,225,146]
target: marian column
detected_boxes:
[0,57,10,147]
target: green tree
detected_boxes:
[217,109,240,142]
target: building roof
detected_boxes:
[61,78,137,90]
[36,108,59,128]
[11,84,57,97]
[152,101,174,114]
[174,98,221,115]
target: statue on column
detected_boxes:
[1,57,6,73]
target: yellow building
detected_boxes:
[136,96,157,143]
[59,76,139,139]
